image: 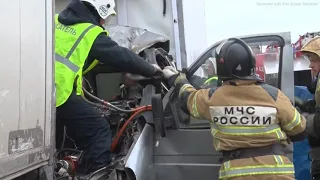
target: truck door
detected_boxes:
[152,32,294,180]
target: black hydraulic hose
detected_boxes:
[82,87,137,113]
[59,126,66,150]
[82,77,138,112]
[83,77,94,93]
[81,94,105,109]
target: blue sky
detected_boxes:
[205,0,320,45]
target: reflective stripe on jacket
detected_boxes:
[55,14,107,107]
[219,155,294,179]
[204,76,218,85]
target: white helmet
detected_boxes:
[81,0,116,19]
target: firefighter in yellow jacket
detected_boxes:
[300,36,320,179]
[163,38,307,180]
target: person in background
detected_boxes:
[300,36,320,179]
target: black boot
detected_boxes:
[312,160,320,180]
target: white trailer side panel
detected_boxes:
[0,0,54,179]
[180,0,207,67]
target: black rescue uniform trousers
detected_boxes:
[310,112,320,180]
[56,91,112,174]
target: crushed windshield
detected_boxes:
[179,40,282,128]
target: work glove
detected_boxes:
[303,111,318,138]
[162,66,189,88]
[125,64,163,81]
[162,66,179,79]
[152,64,163,77]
